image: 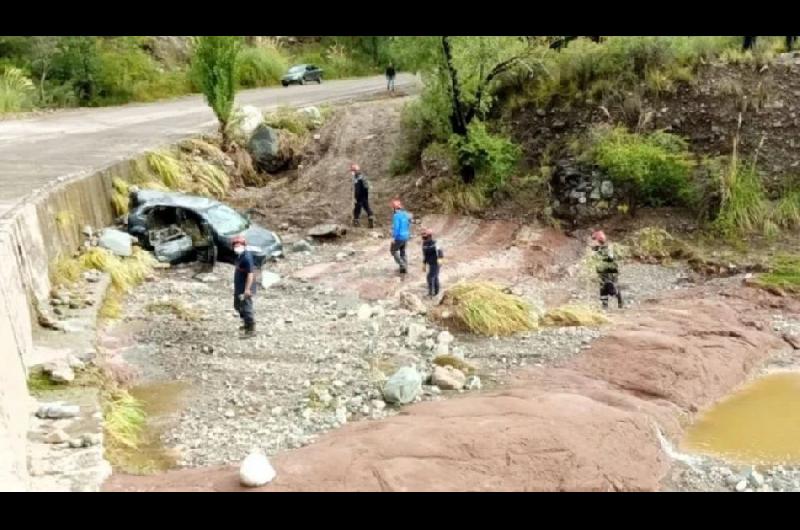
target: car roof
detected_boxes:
[134,189,222,212]
[290,64,309,68]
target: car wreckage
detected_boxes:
[126,189,282,266]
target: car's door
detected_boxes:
[306,65,318,82]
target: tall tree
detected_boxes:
[393,36,543,183]
[192,36,242,150]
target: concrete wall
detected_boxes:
[0,159,137,491]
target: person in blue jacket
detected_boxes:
[390,199,411,274]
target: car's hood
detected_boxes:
[235,225,282,256]
[282,72,302,79]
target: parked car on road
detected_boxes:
[281,64,323,86]
[127,189,282,266]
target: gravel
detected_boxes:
[111,237,695,468]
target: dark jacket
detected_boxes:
[422,239,443,266]
[386,66,396,78]
[353,172,369,201]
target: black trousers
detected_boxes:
[353,197,373,220]
[427,262,440,295]
[391,240,407,271]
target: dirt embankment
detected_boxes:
[103,282,794,492]
[510,62,800,194]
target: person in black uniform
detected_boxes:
[350,163,374,228]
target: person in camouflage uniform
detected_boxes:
[591,230,623,309]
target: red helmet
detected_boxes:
[591,230,606,244]
[230,235,247,246]
[350,163,360,172]
[421,228,433,239]
[391,199,403,210]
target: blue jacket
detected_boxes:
[392,209,411,241]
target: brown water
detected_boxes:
[682,372,800,465]
[108,381,188,474]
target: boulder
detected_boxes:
[98,228,135,257]
[291,239,313,253]
[400,291,427,315]
[406,323,428,347]
[464,375,482,391]
[239,451,277,487]
[431,365,467,390]
[382,366,422,405]
[260,271,281,290]
[230,106,265,144]
[248,124,300,173]
[307,224,346,239]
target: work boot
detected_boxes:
[368,217,374,229]
[352,218,360,227]
[241,323,256,339]
[617,293,624,309]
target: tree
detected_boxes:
[393,36,543,183]
[192,36,242,149]
[787,36,797,51]
[28,37,60,103]
[743,36,758,50]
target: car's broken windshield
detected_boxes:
[205,205,248,235]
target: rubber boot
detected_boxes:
[617,292,624,309]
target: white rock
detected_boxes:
[239,451,276,487]
[399,291,427,315]
[224,409,236,419]
[230,106,265,144]
[45,429,70,444]
[67,355,85,370]
[735,480,748,492]
[291,239,313,253]
[37,403,80,419]
[371,399,386,411]
[464,375,482,391]
[406,323,427,346]
[98,228,135,257]
[357,304,373,321]
[335,406,348,424]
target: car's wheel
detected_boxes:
[282,81,289,87]
[299,77,305,86]
[317,77,322,84]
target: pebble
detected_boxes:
[45,429,70,444]
[239,452,276,487]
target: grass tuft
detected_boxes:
[435,281,536,336]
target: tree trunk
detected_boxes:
[743,36,758,50]
[787,36,797,51]
[441,37,475,183]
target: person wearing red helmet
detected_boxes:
[590,230,623,309]
[350,163,374,228]
[231,235,257,337]
[390,199,411,274]
[421,228,445,297]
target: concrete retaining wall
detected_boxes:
[0,159,139,491]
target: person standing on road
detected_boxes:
[386,63,396,92]
[590,230,623,310]
[351,163,374,228]
[421,228,444,297]
[390,199,411,274]
[231,235,257,337]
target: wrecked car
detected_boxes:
[127,189,282,266]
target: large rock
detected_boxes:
[248,124,300,173]
[43,363,75,384]
[299,106,322,126]
[431,365,467,390]
[400,291,427,315]
[406,323,428,347]
[307,224,346,239]
[98,228,135,257]
[37,403,80,419]
[260,271,281,290]
[291,239,313,253]
[239,451,276,487]
[230,106,265,144]
[383,366,422,405]
[436,330,454,356]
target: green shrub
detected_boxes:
[588,125,693,210]
[0,66,35,113]
[191,36,242,147]
[448,120,521,190]
[236,46,288,88]
[713,159,775,237]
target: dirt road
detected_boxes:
[0,74,417,218]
